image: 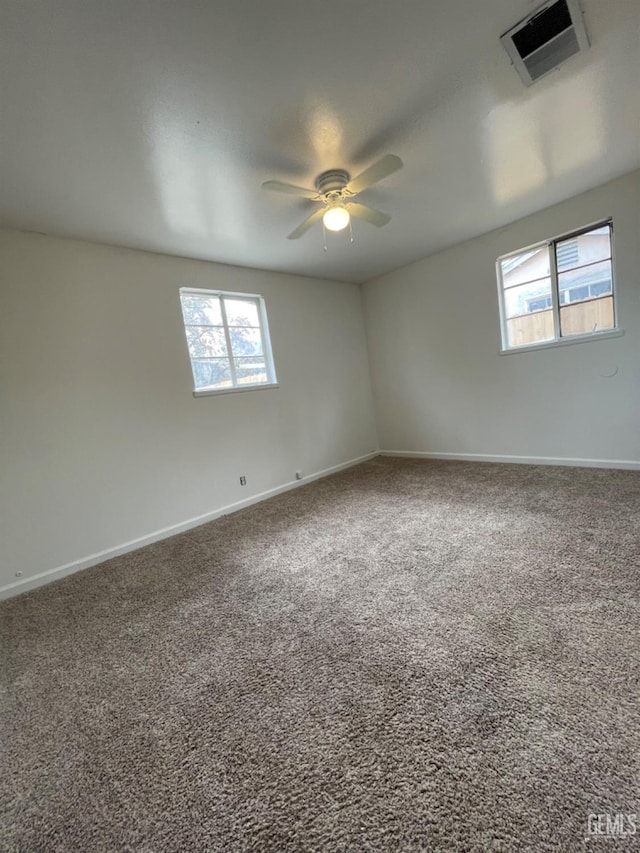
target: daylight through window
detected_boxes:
[497,221,616,351]
[179,289,277,394]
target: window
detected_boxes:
[179,288,277,394]
[497,220,616,351]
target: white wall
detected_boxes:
[0,231,377,595]
[362,170,640,466]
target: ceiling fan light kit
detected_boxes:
[323,205,350,232]
[262,154,403,244]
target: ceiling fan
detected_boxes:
[262,154,403,240]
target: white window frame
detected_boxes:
[496,218,622,355]
[180,287,278,397]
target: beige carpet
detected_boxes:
[1,457,639,851]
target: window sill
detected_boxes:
[193,383,280,398]
[500,328,624,356]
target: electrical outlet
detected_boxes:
[240,476,246,486]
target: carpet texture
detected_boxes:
[1,458,639,852]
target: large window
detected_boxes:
[179,288,277,394]
[497,221,616,352]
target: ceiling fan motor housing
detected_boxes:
[315,169,350,196]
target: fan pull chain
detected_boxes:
[348,217,354,244]
[322,222,328,252]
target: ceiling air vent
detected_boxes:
[501,0,589,86]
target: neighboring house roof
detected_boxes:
[501,249,540,275]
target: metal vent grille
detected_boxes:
[501,0,589,86]
[556,239,579,269]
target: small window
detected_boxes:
[497,221,616,351]
[179,288,277,394]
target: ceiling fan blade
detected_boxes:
[347,202,391,227]
[262,180,319,200]
[287,208,325,239]
[346,154,403,194]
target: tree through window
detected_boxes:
[179,289,277,393]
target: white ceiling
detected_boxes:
[1,0,638,283]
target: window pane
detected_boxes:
[234,357,267,385]
[558,259,612,304]
[229,327,263,357]
[180,289,276,392]
[557,225,611,271]
[223,298,260,327]
[503,278,552,319]
[560,296,614,337]
[501,247,549,289]
[181,294,222,325]
[506,310,554,348]
[191,358,232,390]
[185,326,227,358]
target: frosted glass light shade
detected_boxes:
[323,205,350,232]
